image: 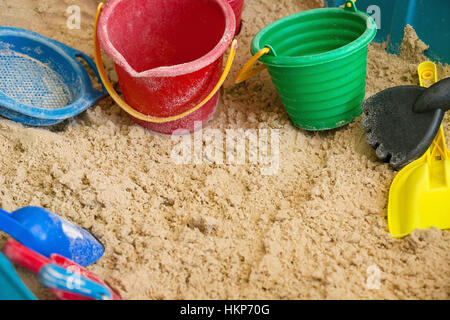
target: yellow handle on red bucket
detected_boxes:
[94,3,238,124]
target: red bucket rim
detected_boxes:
[228,0,244,5]
[98,0,236,78]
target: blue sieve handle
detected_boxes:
[72,51,107,99]
[54,39,107,102]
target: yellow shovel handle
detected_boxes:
[234,47,270,84]
[417,61,449,161]
[418,61,438,87]
[94,3,238,123]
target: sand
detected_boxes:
[0,0,449,300]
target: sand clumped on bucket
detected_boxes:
[0,0,449,300]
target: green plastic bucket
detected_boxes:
[246,1,377,130]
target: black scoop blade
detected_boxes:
[362,85,444,170]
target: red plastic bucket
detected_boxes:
[95,0,236,135]
[228,0,245,34]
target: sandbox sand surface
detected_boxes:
[0,0,449,300]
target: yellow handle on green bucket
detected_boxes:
[234,1,358,85]
[234,47,270,84]
[94,3,238,124]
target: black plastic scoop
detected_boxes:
[362,78,450,170]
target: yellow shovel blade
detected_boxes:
[388,62,450,238]
[388,143,450,238]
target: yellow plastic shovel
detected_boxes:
[388,62,450,238]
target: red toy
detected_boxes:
[229,0,245,34]
[95,0,237,135]
[3,239,120,300]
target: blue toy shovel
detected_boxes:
[0,252,37,300]
[39,264,112,300]
[0,207,104,267]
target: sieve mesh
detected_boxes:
[0,49,73,109]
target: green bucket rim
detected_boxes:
[251,6,377,68]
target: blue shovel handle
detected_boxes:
[0,209,32,245]
[39,264,112,300]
